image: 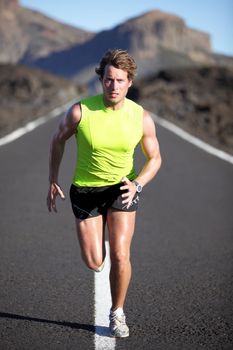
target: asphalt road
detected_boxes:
[0,114,233,350]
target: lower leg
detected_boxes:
[110,258,132,310]
[107,210,136,311]
[109,253,132,338]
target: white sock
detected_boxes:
[94,260,105,272]
[111,307,124,316]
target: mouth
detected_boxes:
[109,93,118,98]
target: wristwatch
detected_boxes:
[133,180,143,193]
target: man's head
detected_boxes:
[95,49,137,81]
[95,49,137,109]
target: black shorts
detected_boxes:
[69,183,140,220]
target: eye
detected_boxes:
[105,78,112,83]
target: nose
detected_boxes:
[110,80,118,90]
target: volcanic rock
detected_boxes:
[0,64,84,137]
[128,66,233,155]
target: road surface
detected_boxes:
[0,113,232,349]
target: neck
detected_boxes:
[103,97,125,111]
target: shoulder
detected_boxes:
[66,95,103,127]
[54,102,81,141]
[125,98,143,117]
[67,102,82,125]
[142,109,156,135]
[125,97,143,109]
[81,94,103,110]
[143,109,153,121]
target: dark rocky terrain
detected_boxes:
[1,63,232,157]
[128,66,233,155]
[0,64,84,137]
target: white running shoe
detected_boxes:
[109,308,129,338]
[94,260,105,272]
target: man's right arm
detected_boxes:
[47,103,81,212]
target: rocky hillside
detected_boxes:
[27,10,233,88]
[27,10,216,85]
[0,0,94,64]
[128,66,233,155]
[0,64,84,137]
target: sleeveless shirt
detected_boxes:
[72,94,143,187]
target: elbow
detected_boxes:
[152,153,162,177]
[52,132,65,147]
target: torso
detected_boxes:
[72,94,143,187]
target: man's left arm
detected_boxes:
[135,110,162,186]
[121,110,162,207]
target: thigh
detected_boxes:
[75,215,106,264]
[107,209,136,259]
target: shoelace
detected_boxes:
[110,313,126,325]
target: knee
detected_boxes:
[82,255,104,272]
[110,250,130,267]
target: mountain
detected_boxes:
[21,10,212,83]
[21,9,233,87]
[1,1,233,87]
[0,0,94,64]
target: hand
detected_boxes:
[120,177,137,209]
[47,182,65,213]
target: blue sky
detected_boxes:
[21,0,233,56]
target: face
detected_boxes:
[101,64,132,109]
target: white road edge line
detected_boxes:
[94,241,115,350]
[152,113,233,165]
[0,99,77,147]
[0,102,232,166]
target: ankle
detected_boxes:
[110,307,124,316]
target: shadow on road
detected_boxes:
[0,311,95,333]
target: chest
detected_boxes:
[78,111,141,152]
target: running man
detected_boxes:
[47,49,162,337]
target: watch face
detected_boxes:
[133,181,142,193]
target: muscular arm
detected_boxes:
[47,103,81,212]
[136,110,162,186]
[121,110,161,207]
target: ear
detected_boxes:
[128,80,132,87]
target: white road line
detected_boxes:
[0,99,77,147]
[152,113,233,165]
[1,102,232,166]
[94,241,116,350]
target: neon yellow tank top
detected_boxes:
[72,94,143,187]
